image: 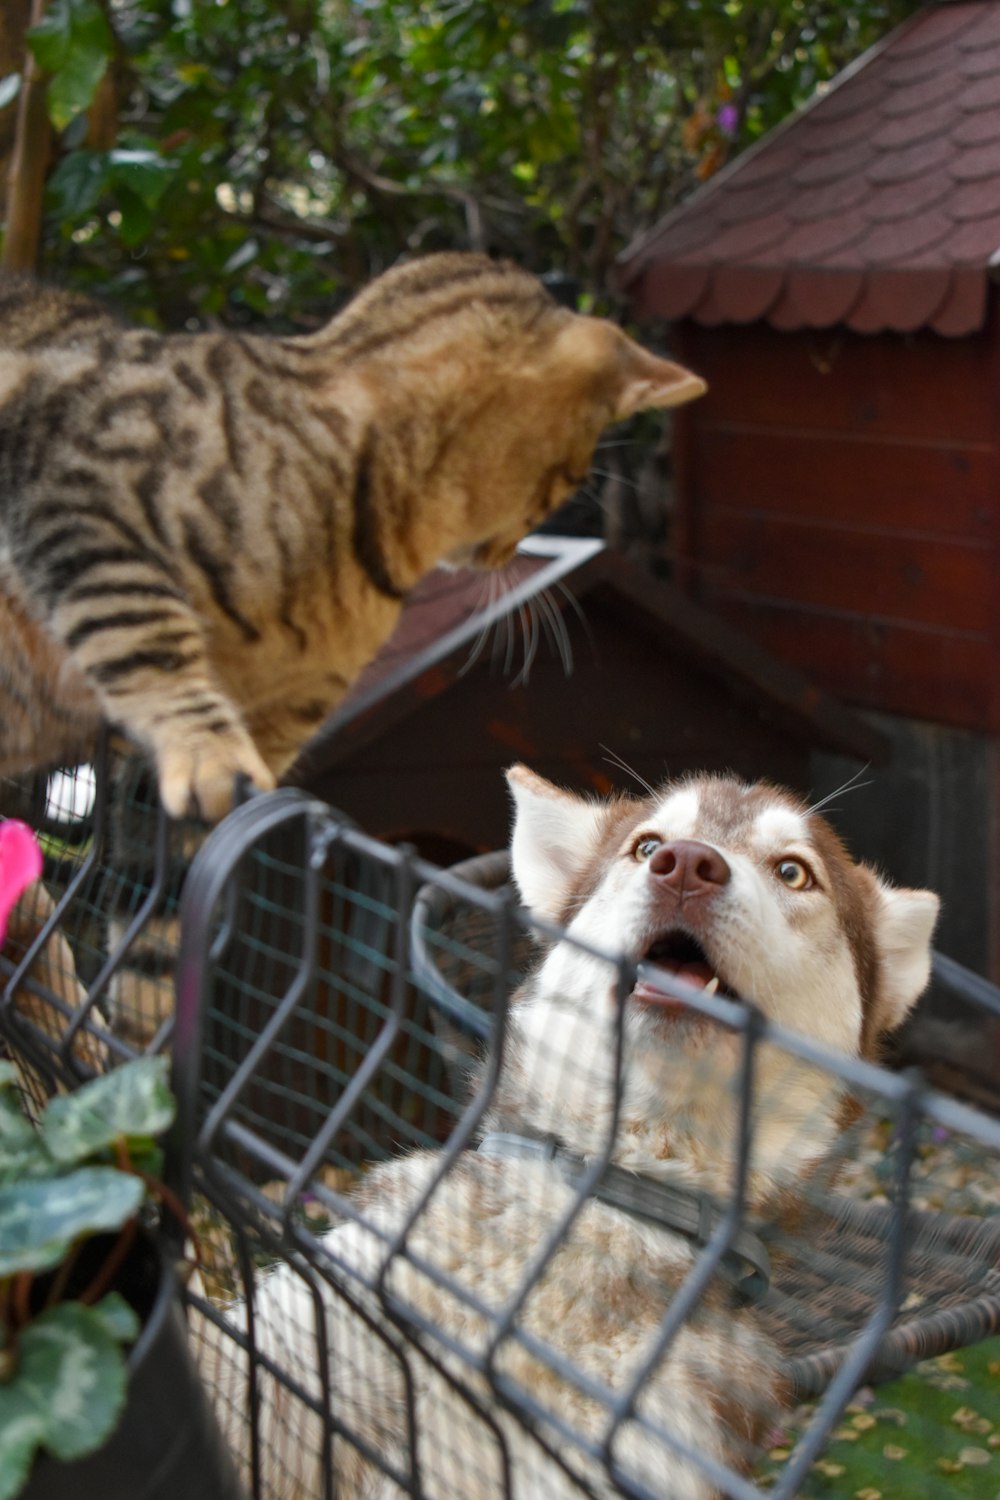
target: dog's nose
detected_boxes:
[648,840,731,896]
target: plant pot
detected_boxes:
[21,1235,244,1500]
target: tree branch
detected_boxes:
[2,0,50,273]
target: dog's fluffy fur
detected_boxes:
[201,767,939,1499]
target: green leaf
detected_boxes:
[114,185,153,245]
[89,1290,141,1344]
[0,1167,144,1276]
[46,146,108,218]
[28,0,113,131]
[0,1302,129,1481]
[223,236,260,274]
[0,1101,52,1187]
[0,1071,54,1185]
[42,1056,174,1166]
[107,149,177,208]
[0,1406,45,1500]
[0,74,21,111]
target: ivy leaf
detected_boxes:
[0,1302,129,1485]
[27,0,113,132]
[0,1167,144,1277]
[42,1056,174,1166]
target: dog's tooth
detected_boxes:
[703,976,720,995]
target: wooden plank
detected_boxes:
[681,321,995,442]
[697,512,994,633]
[707,599,993,730]
[689,426,995,539]
[581,559,890,764]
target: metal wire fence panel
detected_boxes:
[0,738,196,1089]
[164,797,1000,1500]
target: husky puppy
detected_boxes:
[203,766,938,1500]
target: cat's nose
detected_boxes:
[648,840,731,898]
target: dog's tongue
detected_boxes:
[633,959,718,1010]
[660,960,715,989]
[642,958,716,991]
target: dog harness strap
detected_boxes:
[477,1132,771,1304]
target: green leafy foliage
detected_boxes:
[0,1302,133,1500]
[6,0,919,328]
[42,1054,174,1166]
[26,0,113,133]
[0,1059,176,1496]
[0,1168,145,1277]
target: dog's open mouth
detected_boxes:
[632,929,736,1015]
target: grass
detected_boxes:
[762,1337,1000,1497]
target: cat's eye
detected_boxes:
[634,836,662,861]
[776,858,813,891]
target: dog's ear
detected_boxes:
[871,880,940,1035]
[505,764,603,918]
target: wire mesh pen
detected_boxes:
[2,747,999,1499]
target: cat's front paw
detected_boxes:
[158,734,276,822]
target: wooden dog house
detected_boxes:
[617,0,1000,980]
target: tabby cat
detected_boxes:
[0,254,705,820]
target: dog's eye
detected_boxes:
[776,858,813,891]
[634,836,661,861]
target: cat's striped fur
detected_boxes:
[0,254,705,820]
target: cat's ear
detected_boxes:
[612,336,707,421]
[506,764,604,918]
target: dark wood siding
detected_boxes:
[673,319,1000,732]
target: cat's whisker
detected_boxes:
[511,601,540,689]
[551,580,592,645]
[533,587,575,676]
[587,466,643,493]
[459,573,501,678]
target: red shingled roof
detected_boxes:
[618,1,1000,336]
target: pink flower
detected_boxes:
[0,820,43,948]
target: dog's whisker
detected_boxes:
[805,765,872,818]
[600,745,657,799]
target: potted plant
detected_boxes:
[0,1055,244,1500]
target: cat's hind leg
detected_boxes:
[0,587,103,776]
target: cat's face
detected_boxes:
[439,313,705,569]
[329,254,706,574]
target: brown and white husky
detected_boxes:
[202,766,939,1500]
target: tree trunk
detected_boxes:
[2,0,51,273]
[0,0,31,221]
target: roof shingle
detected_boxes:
[618,2,1000,335]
